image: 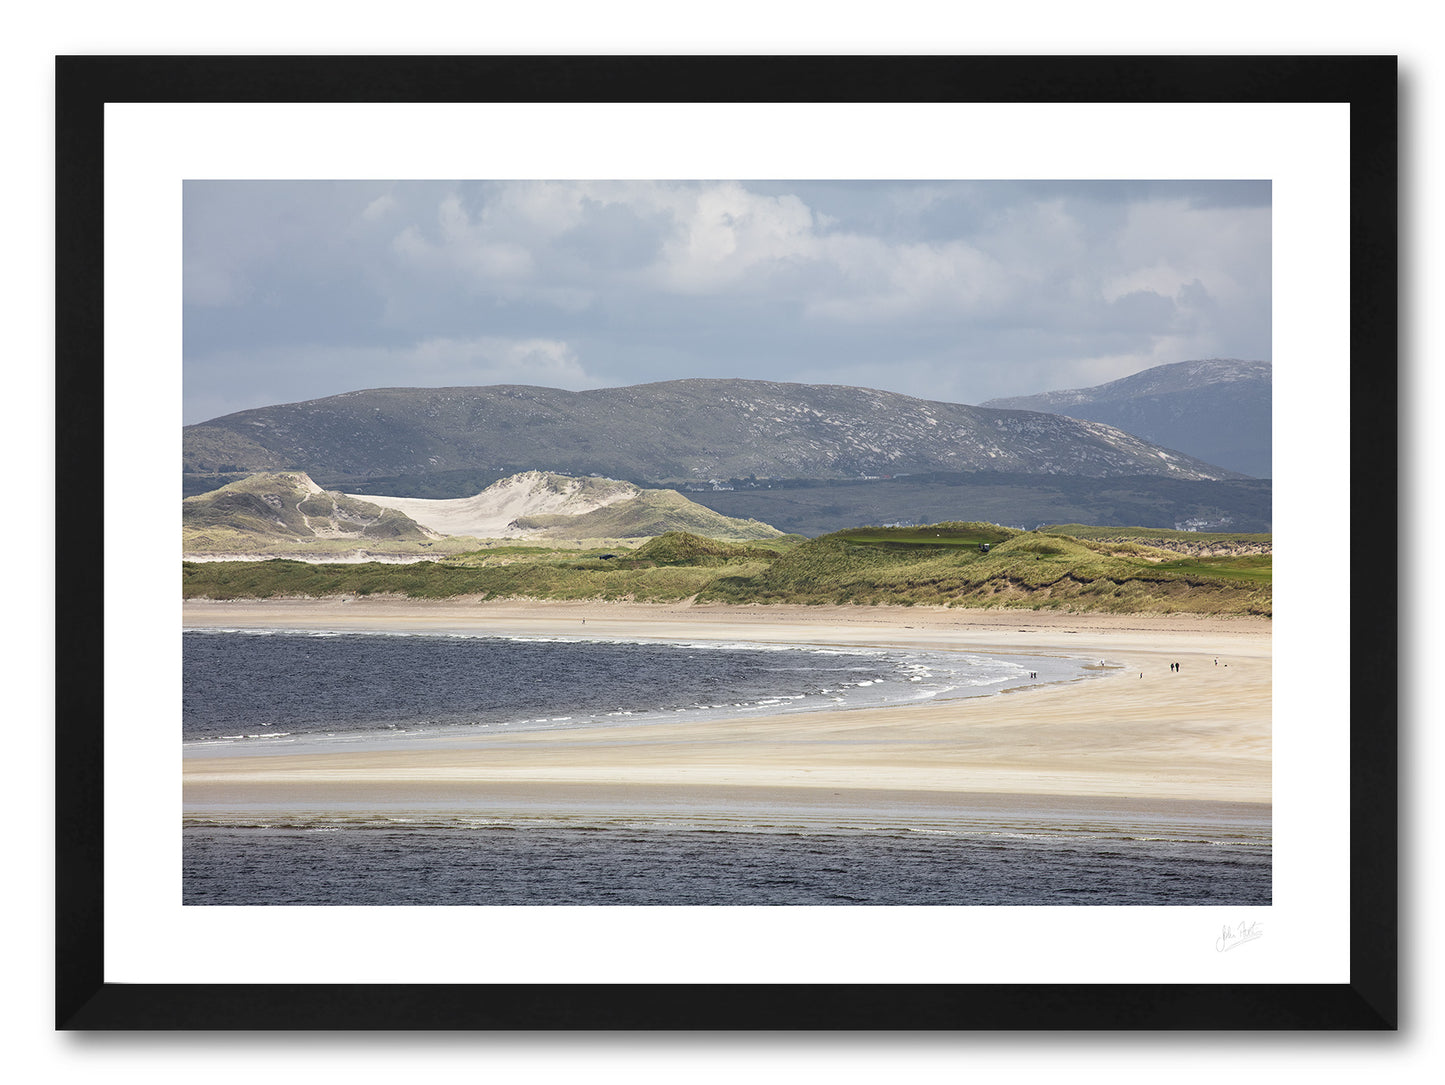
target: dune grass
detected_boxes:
[1043,523,1272,545]
[181,553,773,603]
[695,527,1271,614]
[511,488,783,541]
[181,525,1271,615]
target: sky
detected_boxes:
[182,179,1271,425]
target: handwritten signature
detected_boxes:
[1215,921,1264,952]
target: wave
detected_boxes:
[182,810,1270,846]
[183,629,1095,749]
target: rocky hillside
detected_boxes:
[182,378,1245,495]
[982,359,1271,478]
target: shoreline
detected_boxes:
[183,598,1271,819]
[182,595,1269,642]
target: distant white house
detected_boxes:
[1174,516,1236,532]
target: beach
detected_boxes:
[183,599,1271,826]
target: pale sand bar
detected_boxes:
[183,599,1270,827]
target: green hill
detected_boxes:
[695,524,1271,614]
[629,531,788,565]
[512,488,783,542]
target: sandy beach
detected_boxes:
[183,599,1271,830]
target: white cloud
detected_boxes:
[391,193,541,288]
[650,182,818,293]
[1101,264,1188,304]
[803,235,1002,322]
[360,193,396,222]
[185,180,1271,419]
[370,182,1266,346]
[1107,200,1270,309]
[637,181,1014,327]
[495,181,591,237]
[404,336,599,388]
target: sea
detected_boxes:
[182,629,1271,906]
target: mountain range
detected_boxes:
[182,363,1271,535]
[982,359,1271,478]
[183,377,1244,495]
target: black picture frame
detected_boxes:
[56,54,1397,1030]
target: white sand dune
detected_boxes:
[345,471,638,539]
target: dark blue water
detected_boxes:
[182,816,1272,906]
[183,629,1074,748]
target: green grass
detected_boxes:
[697,527,1271,614]
[182,529,485,556]
[833,522,1014,551]
[512,488,783,541]
[1148,554,1274,582]
[629,531,786,566]
[181,539,774,603]
[1043,524,1272,548]
[181,524,1272,615]
[442,543,582,564]
[296,494,334,519]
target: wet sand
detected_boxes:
[182,599,1270,826]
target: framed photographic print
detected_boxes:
[56,55,1396,1029]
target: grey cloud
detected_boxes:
[184,179,1270,424]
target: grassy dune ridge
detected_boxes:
[182,471,442,550]
[509,487,783,542]
[182,524,1271,615]
[696,525,1269,613]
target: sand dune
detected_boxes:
[344,471,637,538]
